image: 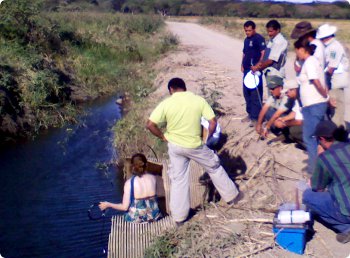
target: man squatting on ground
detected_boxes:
[146,78,240,225]
[251,20,288,86]
[273,80,304,147]
[241,20,266,126]
[303,120,350,244]
[255,76,294,138]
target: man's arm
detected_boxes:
[241,54,245,73]
[146,120,167,142]
[265,108,287,132]
[251,59,273,72]
[259,50,265,63]
[256,104,269,134]
[207,117,217,140]
[311,79,328,98]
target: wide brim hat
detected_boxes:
[267,76,284,89]
[313,120,337,138]
[291,21,316,39]
[316,24,337,39]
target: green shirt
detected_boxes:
[311,142,350,216]
[149,91,215,148]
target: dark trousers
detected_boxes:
[303,189,350,233]
[243,70,263,120]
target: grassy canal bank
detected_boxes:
[0,0,177,143]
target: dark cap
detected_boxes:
[267,76,284,89]
[314,120,337,138]
[291,21,316,39]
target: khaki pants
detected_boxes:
[167,142,239,222]
[329,88,345,126]
[344,87,350,124]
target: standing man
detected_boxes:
[316,24,350,128]
[146,78,240,225]
[303,120,350,243]
[241,20,266,127]
[251,19,288,85]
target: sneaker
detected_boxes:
[175,221,185,228]
[241,116,251,123]
[226,191,244,205]
[249,120,257,128]
[336,231,350,243]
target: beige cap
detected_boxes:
[283,80,299,90]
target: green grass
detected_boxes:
[0,9,177,141]
[196,16,350,49]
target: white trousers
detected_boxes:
[167,142,239,222]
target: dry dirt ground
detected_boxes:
[148,21,350,257]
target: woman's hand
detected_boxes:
[99,201,110,211]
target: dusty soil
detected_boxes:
[149,21,349,257]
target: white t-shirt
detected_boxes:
[292,101,303,120]
[201,117,221,139]
[310,38,325,70]
[298,55,327,107]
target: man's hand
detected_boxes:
[251,63,261,72]
[262,127,269,138]
[255,123,262,135]
[274,118,286,128]
[146,120,167,142]
[329,97,337,108]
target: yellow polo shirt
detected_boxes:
[149,91,215,148]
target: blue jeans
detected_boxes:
[301,102,327,174]
[206,135,220,150]
[303,189,350,233]
[243,70,263,120]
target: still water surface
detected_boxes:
[0,97,124,258]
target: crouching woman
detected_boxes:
[99,153,161,223]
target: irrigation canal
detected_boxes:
[0,96,124,258]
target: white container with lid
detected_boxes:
[277,210,310,224]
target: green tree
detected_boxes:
[0,0,43,42]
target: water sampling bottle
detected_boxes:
[277,210,310,224]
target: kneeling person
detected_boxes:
[303,121,350,243]
[256,76,294,138]
[274,80,303,146]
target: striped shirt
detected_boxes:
[311,142,350,216]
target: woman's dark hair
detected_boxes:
[167,77,186,91]
[244,20,256,29]
[294,38,316,55]
[266,20,281,31]
[131,153,147,176]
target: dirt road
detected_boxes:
[151,21,349,257]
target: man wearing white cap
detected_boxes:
[316,24,350,129]
[273,80,304,147]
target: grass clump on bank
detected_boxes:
[0,0,175,142]
[144,221,243,257]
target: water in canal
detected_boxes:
[0,96,124,258]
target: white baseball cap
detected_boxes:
[316,24,337,39]
[283,80,299,90]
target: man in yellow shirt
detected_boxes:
[146,78,239,225]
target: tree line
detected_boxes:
[55,0,350,20]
